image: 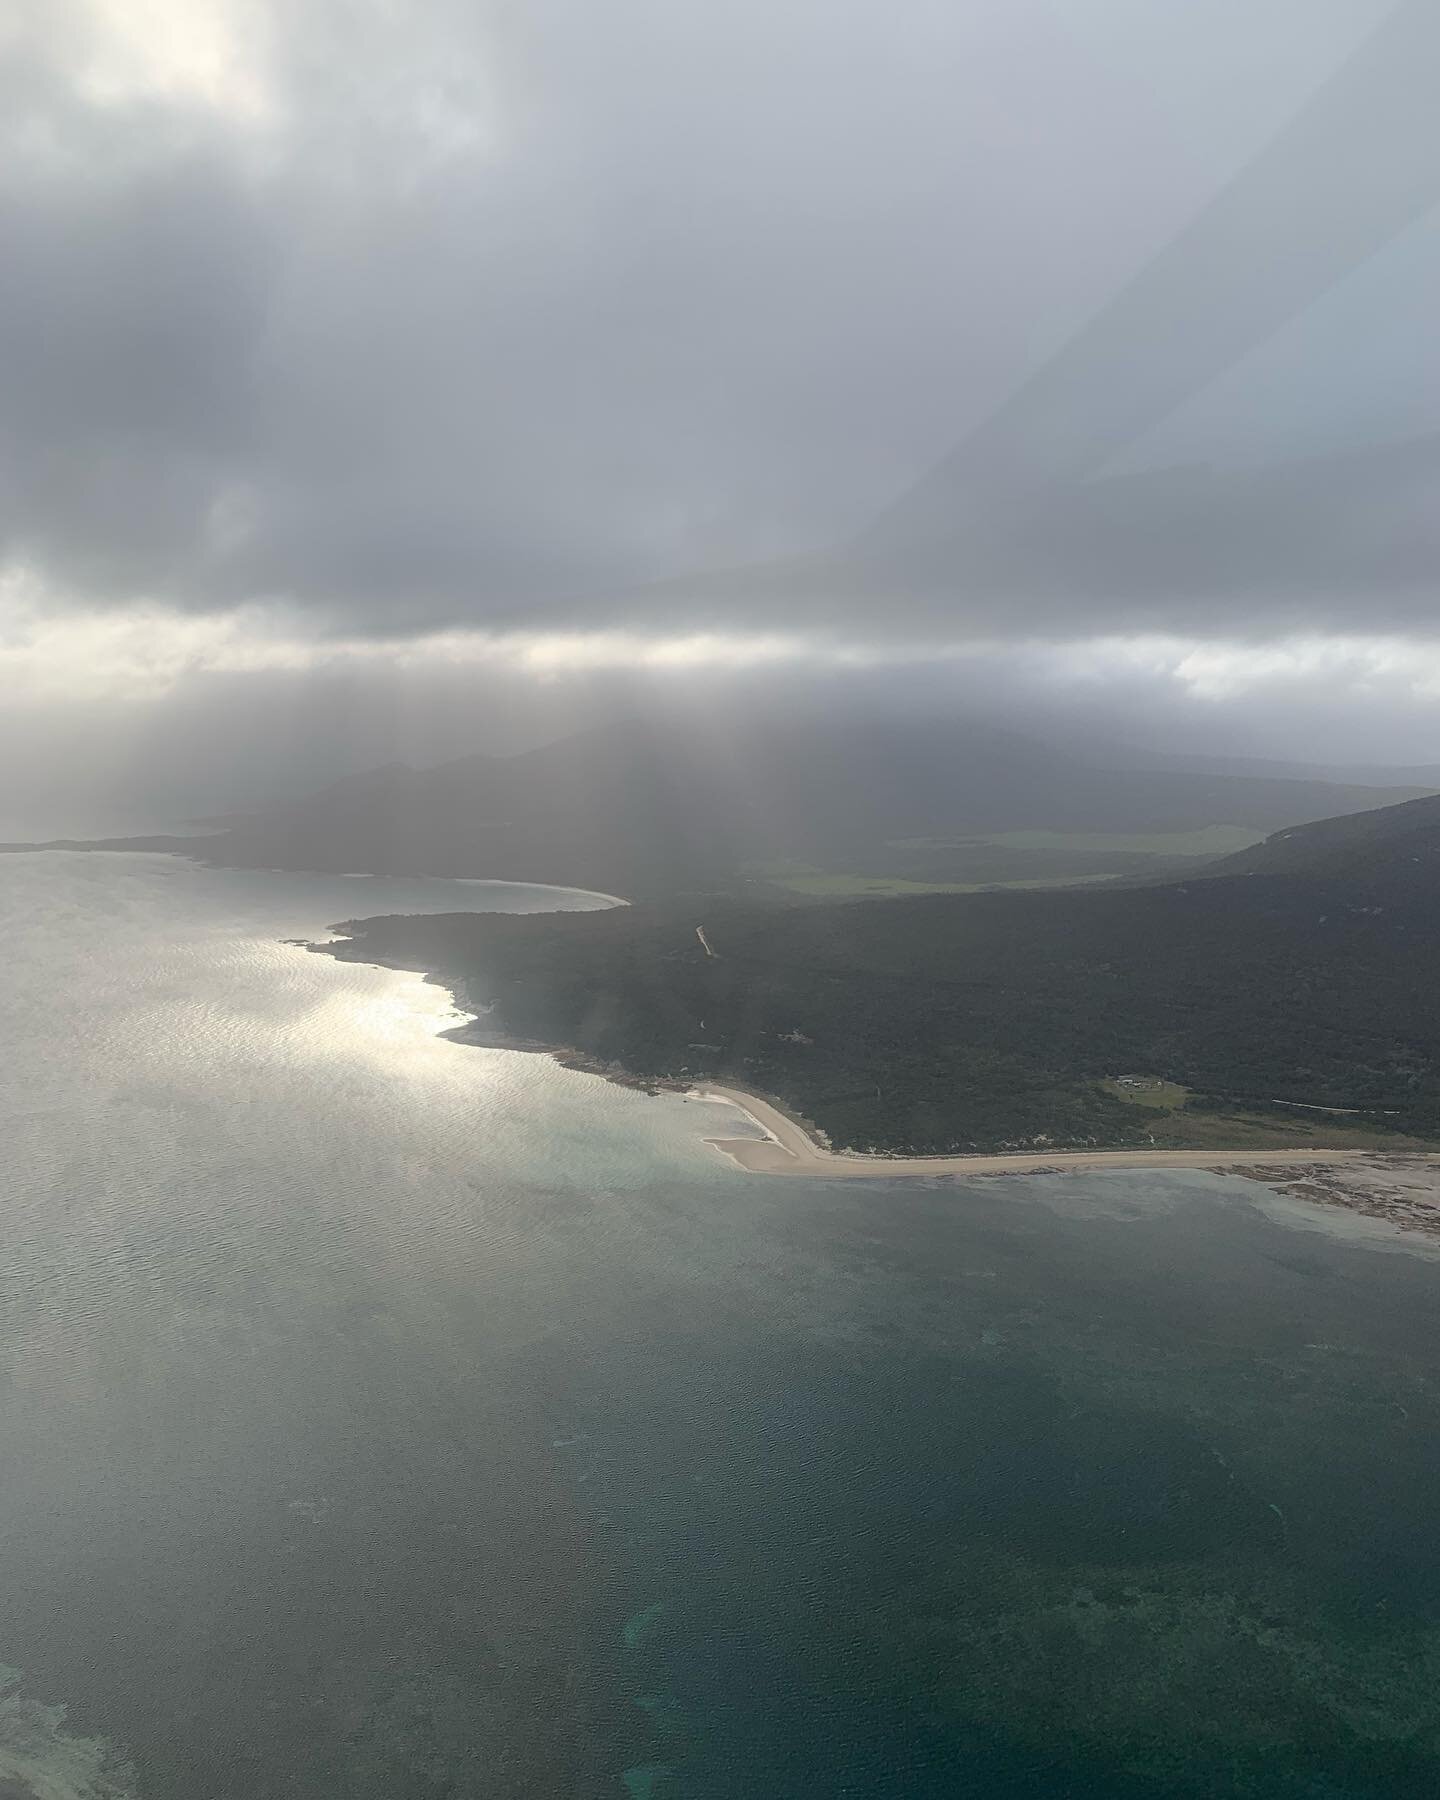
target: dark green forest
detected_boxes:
[322,827,1440,1154]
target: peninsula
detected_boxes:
[316,786,1440,1163]
[699,1085,1395,1178]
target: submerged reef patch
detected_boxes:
[0,1667,137,1800]
[913,1553,1440,1795]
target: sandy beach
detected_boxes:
[697,1086,1434,1181]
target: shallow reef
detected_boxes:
[912,1551,1440,1795]
[0,1667,137,1800]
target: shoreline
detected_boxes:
[693,1085,1418,1179]
[1,841,635,909]
[696,1085,1440,1240]
[311,927,677,1095]
[308,930,1440,1238]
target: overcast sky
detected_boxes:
[3,0,1438,825]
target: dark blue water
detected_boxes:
[549,1178,1440,1799]
[2,854,1438,1797]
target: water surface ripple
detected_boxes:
[1,852,1438,1798]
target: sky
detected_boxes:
[2,0,1439,829]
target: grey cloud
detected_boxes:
[2,0,1436,641]
[6,643,1440,842]
[862,0,1440,546]
[1,156,274,588]
[655,431,1440,641]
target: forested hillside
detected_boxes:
[1208,791,1440,886]
[320,844,1440,1155]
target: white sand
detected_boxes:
[695,1085,1433,1181]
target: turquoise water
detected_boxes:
[1,853,1438,1797]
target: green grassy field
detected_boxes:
[1136,1110,1437,1153]
[749,825,1263,900]
[1099,1078,1190,1110]
[1093,1078,1431,1151]
[893,826,1267,857]
[766,871,1117,898]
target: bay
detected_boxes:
[2,853,1438,1798]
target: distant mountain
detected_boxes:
[193,725,736,895]
[1207,791,1440,889]
[1083,741,1440,790]
[117,716,1429,896]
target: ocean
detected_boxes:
[1,852,1438,1798]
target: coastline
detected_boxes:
[308,928,1440,1238]
[695,1085,1394,1178]
[310,925,676,1095]
[0,838,639,908]
[695,1085,1440,1239]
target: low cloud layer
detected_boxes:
[4,0,1437,649]
[6,621,1440,843]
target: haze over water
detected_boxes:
[2,853,1439,1798]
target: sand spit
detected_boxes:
[697,1087,1440,1217]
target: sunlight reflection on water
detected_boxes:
[3,852,1440,1800]
[294,958,471,1057]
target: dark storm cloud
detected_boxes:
[2,0,1435,641]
